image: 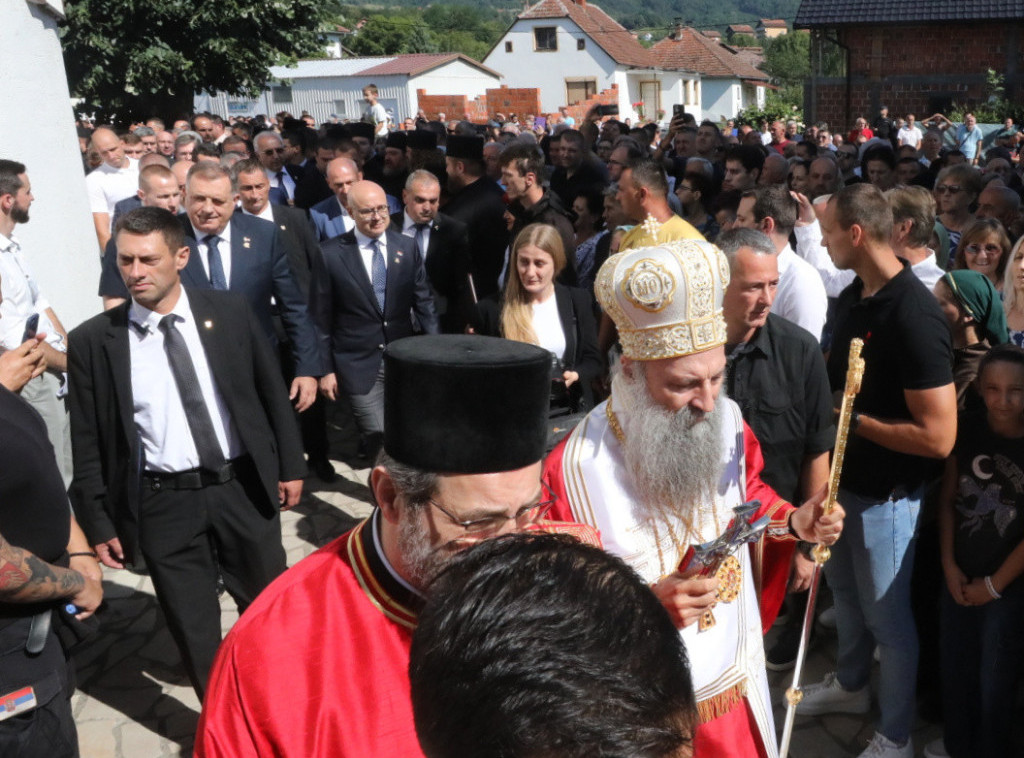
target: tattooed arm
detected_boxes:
[0,527,103,617]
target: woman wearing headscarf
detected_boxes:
[934,269,1009,410]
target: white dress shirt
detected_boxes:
[532,294,566,360]
[0,232,63,352]
[334,198,356,234]
[400,211,432,257]
[190,221,233,287]
[242,203,275,224]
[354,229,388,283]
[128,289,244,472]
[774,244,829,341]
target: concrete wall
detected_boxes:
[0,1,100,330]
[484,19,619,112]
[701,79,740,122]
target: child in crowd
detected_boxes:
[929,345,1024,758]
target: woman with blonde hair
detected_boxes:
[953,218,1012,292]
[472,223,601,414]
[1004,236,1024,348]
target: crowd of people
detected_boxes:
[1,83,1023,758]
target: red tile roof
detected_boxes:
[727,24,756,34]
[758,18,788,28]
[702,29,722,39]
[518,0,662,68]
[358,53,499,78]
[651,27,769,80]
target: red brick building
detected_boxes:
[795,0,1024,131]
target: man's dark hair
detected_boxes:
[724,145,766,175]
[230,158,266,183]
[796,140,818,158]
[713,188,742,217]
[574,188,605,226]
[232,122,254,140]
[680,171,716,213]
[210,114,225,127]
[560,129,584,148]
[861,145,895,173]
[0,160,27,198]
[745,184,798,234]
[611,136,645,164]
[195,142,222,159]
[628,126,653,148]
[500,143,545,181]
[410,533,697,758]
[831,183,893,242]
[626,157,669,196]
[116,206,184,252]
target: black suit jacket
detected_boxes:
[293,166,332,211]
[389,210,471,332]
[269,204,319,297]
[180,213,325,377]
[269,164,305,206]
[67,288,306,563]
[311,229,439,396]
[471,284,601,410]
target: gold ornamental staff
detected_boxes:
[778,338,865,758]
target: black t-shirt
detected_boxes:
[0,386,71,618]
[828,262,953,498]
[952,411,1024,580]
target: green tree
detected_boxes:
[61,0,333,123]
[761,31,810,88]
[347,15,420,57]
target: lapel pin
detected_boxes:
[243,237,251,249]
[204,320,214,330]
[280,224,287,230]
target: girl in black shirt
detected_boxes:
[933,345,1024,758]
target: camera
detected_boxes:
[597,104,619,117]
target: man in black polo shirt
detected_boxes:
[719,227,834,670]
[795,184,956,758]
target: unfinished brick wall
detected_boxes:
[807,21,1024,132]
[416,86,542,123]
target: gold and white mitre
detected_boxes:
[595,238,730,361]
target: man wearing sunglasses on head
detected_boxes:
[196,334,598,758]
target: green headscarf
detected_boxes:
[942,270,1009,345]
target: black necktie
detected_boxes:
[413,223,429,258]
[158,314,226,472]
[204,235,227,290]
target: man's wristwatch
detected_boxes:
[850,411,862,433]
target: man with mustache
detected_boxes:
[196,334,598,757]
[545,238,845,758]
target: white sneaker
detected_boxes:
[922,738,949,758]
[794,672,870,716]
[857,732,912,758]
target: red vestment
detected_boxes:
[196,511,599,757]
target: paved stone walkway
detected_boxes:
[67,412,1001,757]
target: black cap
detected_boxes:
[384,335,552,474]
[349,122,374,141]
[385,132,408,150]
[407,130,438,151]
[446,135,484,161]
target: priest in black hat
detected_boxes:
[195,335,598,758]
[381,131,409,198]
[349,120,385,184]
[444,134,508,299]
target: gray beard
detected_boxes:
[616,366,726,521]
[396,510,453,589]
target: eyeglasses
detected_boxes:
[427,482,556,536]
[355,205,390,219]
[964,243,1003,256]
[677,184,694,192]
[936,185,962,194]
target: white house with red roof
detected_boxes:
[198,53,500,123]
[483,0,700,121]
[650,26,768,122]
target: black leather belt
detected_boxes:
[143,460,239,491]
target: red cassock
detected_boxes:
[195,510,601,757]
[544,418,797,758]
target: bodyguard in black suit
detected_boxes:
[178,163,324,410]
[254,130,304,206]
[390,169,472,332]
[68,208,305,699]
[313,180,439,457]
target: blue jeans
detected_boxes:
[823,486,921,744]
[940,580,1024,758]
